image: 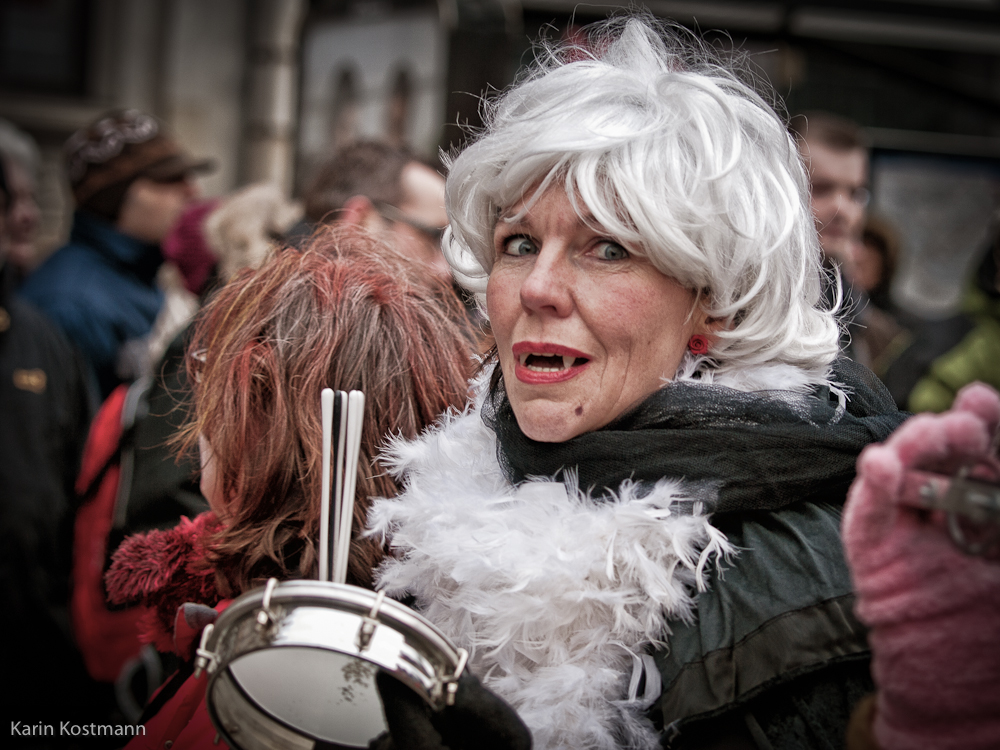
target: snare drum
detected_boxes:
[195,579,467,750]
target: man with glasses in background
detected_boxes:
[292,141,452,284]
[791,112,877,363]
[791,111,872,270]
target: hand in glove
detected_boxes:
[842,382,1000,750]
[369,670,532,750]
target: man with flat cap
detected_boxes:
[22,109,214,399]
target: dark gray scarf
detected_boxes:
[483,358,907,514]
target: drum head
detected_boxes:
[228,647,385,747]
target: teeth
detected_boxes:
[519,352,577,372]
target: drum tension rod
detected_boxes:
[256,578,280,631]
[357,590,387,652]
[445,649,470,707]
[194,624,216,679]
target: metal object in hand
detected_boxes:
[907,469,1000,556]
[196,579,468,750]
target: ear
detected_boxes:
[339,195,380,230]
[693,314,731,350]
[698,315,730,334]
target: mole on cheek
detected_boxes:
[575,405,583,416]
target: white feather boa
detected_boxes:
[368,362,824,748]
[367,390,745,748]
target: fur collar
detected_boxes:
[368,384,734,749]
[105,512,222,655]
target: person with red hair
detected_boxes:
[103,225,477,749]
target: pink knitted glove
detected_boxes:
[843,383,1000,750]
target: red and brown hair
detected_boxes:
[181,225,475,595]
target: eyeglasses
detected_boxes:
[188,348,207,384]
[811,181,871,208]
[375,202,446,246]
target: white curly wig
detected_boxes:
[443,14,840,384]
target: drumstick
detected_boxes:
[335,390,366,584]
[331,391,364,583]
[318,389,334,582]
[331,391,348,582]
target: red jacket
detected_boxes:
[122,599,232,750]
[105,512,228,748]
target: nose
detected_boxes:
[519,243,574,317]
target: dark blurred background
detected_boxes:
[3,0,1000,319]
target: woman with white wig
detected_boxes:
[368,14,905,750]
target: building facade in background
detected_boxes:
[3,0,1000,320]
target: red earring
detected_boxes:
[688,335,710,355]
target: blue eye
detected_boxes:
[595,241,629,261]
[503,236,538,256]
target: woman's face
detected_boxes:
[486,185,705,443]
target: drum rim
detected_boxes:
[207,579,462,668]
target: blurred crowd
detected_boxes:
[0,96,997,748]
[789,111,1000,411]
[0,109,478,742]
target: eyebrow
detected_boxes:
[496,208,520,224]
[495,205,599,227]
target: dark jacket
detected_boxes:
[657,501,873,749]
[368,360,902,750]
[0,260,101,724]
[21,210,164,399]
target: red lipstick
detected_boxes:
[511,342,590,384]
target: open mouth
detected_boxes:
[519,352,589,372]
[511,344,591,384]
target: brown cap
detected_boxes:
[65,110,215,209]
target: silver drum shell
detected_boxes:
[201,580,463,750]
